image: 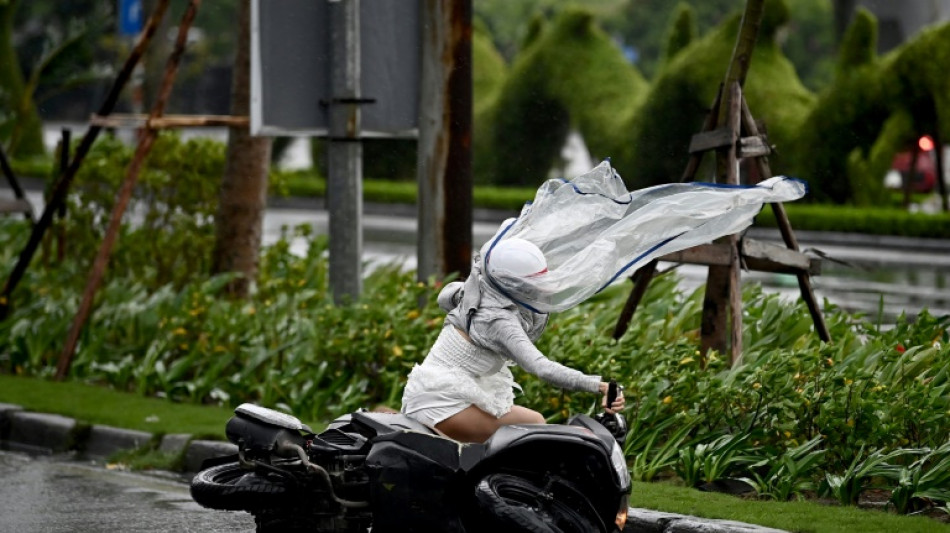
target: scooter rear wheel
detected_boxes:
[474,474,603,533]
[190,462,295,511]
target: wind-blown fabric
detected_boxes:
[481,160,807,314]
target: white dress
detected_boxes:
[401,325,516,427]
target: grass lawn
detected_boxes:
[0,374,233,438]
[0,374,947,532]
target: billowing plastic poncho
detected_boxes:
[479,160,807,314]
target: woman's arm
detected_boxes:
[476,315,601,393]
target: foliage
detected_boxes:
[675,432,758,488]
[605,0,743,80]
[887,441,950,515]
[739,436,826,501]
[754,203,950,239]
[823,446,912,506]
[49,133,224,290]
[484,7,648,187]
[0,0,44,157]
[660,3,696,68]
[790,13,950,205]
[616,0,815,190]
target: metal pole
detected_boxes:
[417,0,473,282]
[327,0,363,303]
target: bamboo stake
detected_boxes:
[89,113,249,129]
[55,0,202,380]
[0,0,171,320]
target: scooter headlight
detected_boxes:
[610,441,631,489]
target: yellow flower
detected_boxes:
[846,419,855,428]
[844,379,853,386]
[679,356,694,365]
[662,396,673,405]
[406,309,420,320]
[172,327,187,336]
[752,382,761,389]
[392,345,404,357]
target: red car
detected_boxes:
[887,136,939,193]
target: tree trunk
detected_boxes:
[211,0,271,297]
[0,0,46,157]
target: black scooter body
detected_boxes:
[192,407,631,532]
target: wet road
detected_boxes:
[0,450,254,532]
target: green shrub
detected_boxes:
[618,0,815,190]
[486,7,648,186]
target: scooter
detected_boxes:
[191,382,630,532]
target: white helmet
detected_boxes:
[487,238,547,278]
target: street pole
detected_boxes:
[327,0,363,303]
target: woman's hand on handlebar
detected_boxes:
[598,381,625,414]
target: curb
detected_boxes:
[0,402,236,469]
[625,509,787,533]
[0,402,786,533]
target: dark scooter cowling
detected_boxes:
[191,382,631,532]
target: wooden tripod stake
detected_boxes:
[613,81,831,363]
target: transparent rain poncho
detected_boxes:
[481,160,807,314]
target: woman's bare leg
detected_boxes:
[436,405,545,443]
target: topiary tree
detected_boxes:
[471,18,509,185]
[614,0,814,189]
[790,11,950,205]
[660,3,697,68]
[786,8,886,203]
[482,7,648,187]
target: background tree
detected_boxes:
[210,0,271,297]
[0,0,45,157]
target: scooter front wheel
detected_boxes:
[473,474,604,533]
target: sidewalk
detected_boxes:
[0,401,788,533]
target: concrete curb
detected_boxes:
[625,509,787,533]
[0,402,786,533]
[0,402,235,470]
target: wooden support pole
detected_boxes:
[740,98,831,342]
[702,82,743,363]
[0,145,32,221]
[55,0,200,380]
[89,113,249,129]
[0,0,171,321]
[681,86,723,183]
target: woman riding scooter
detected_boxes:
[401,237,625,443]
[401,160,806,443]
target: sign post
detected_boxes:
[251,0,421,303]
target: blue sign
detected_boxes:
[118,0,144,36]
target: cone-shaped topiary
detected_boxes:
[482,7,648,187]
[613,0,814,190]
[660,3,697,69]
[790,11,950,204]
